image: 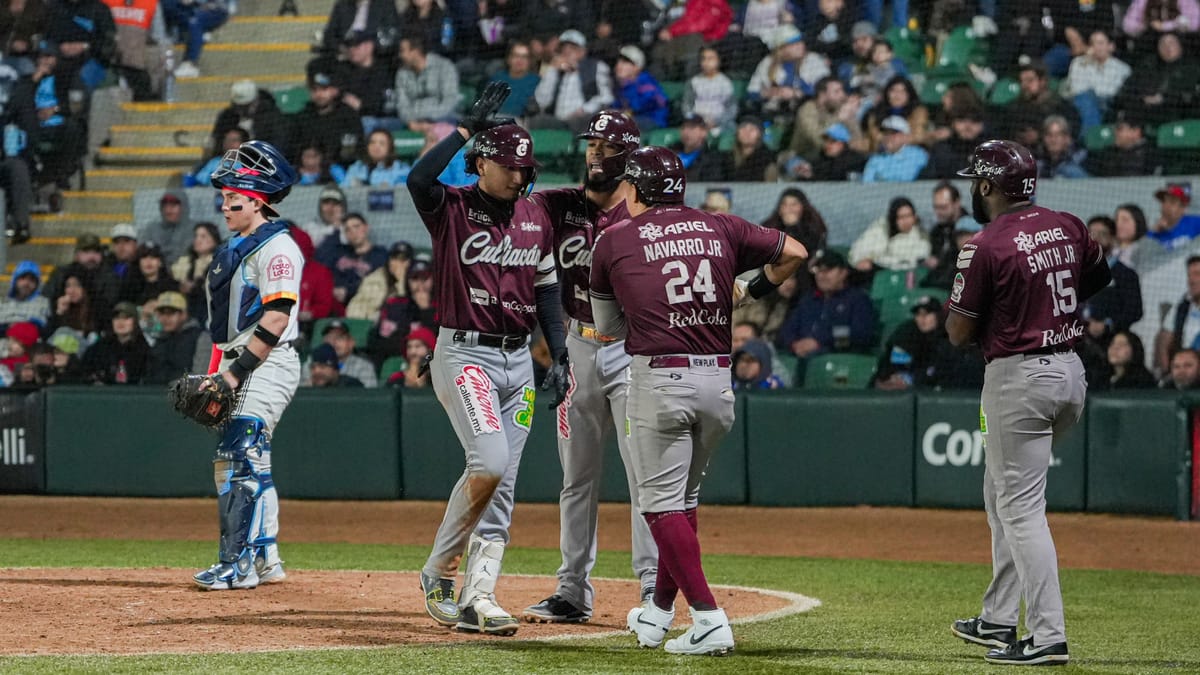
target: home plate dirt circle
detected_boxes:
[0,568,819,656]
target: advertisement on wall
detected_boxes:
[0,391,44,493]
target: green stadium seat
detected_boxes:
[988,78,1020,106]
[884,26,926,71]
[379,356,407,383]
[530,129,575,158]
[870,268,929,303]
[1156,119,1200,148]
[1084,124,1115,151]
[458,83,477,111]
[731,79,749,100]
[805,354,877,389]
[936,26,988,69]
[275,86,309,115]
[660,80,686,101]
[876,288,947,342]
[392,130,426,158]
[717,130,736,152]
[313,317,373,348]
[646,127,681,147]
[917,72,969,106]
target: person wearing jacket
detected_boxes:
[145,290,201,383]
[346,240,411,320]
[613,45,668,130]
[849,197,932,271]
[0,261,50,330]
[210,79,289,155]
[776,250,876,381]
[139,189,193,263]
[651,0,732,81]
[79,301,150,384]
[732,338,786,390]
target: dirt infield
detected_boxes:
[0,497,1196,655]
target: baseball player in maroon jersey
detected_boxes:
[407,82,570,636]
[590,147,808,656]
[946,140,1110,666]
[522,110,659,624]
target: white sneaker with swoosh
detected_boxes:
[627,601,674,648]
[664,607,735,656]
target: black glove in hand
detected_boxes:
[540,351,570,410]
[461,81,512,135]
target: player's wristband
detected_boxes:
[254,324,281,347]
[746,268,781,299]
[228,349,264,382]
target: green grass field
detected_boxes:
[1,539,1197,674]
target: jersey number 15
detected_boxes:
[1045,269,1077,317]
[663,259,716,304]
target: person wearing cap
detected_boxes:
[346,240,413,320]
[79,300,151,384]
[119,241,180,306]
[300,185,348,247]
[146,290,202,383]
[723,115,778,181]
[47,327,86,384]
[0,260,50,329]
[158,0,228,79]
[1084,110,1161,178]
[394,33,460,129]
[862,114,928,182]
[872,294,983,391]
[747,24,831,114]
[788,76,861,161]
[308,318,378,387]
[651,0,733,81]
[530,29,614,134]
[106,222,141,281]
[338,29,394,123]
[793,121,867,181]
[45,235,120,327]
[140,189,193,262]
[486,41,542,119]
[670,113,725,181]
[613,45,668,131]
[923,214,981,290]
[306,343,364,388]
[1,321,40,373]
[1147,182,1200,248]
[289,65,364,168]
[398,325,436,389]
[776,250,876,378]
[922,107,987,179]
[210,78,288,154]
[367,257,435,363]
[185,127,250,188]
[681,45,736,134]
[314,211,388,306]
[837,19,879,86]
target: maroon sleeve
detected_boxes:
[415,185,463,238]
[722,214,787,273]
[947,240,992,319]
[588,228,616,299]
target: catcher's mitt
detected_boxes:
[167,374,235,429]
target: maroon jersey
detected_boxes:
[530,187,630,323]
[417,185,556,334]
[590,205,785,356]
[948,205,1104,361]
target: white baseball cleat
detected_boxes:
[193,561,259,590]
[664,607,735,656]
[255,550,287,584]
[627,600,674,648]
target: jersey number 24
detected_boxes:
[663,259,716,304]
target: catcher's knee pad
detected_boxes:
[213,417,275,563]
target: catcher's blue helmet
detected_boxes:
[210,140,298,216]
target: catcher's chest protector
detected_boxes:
[207,221,289,343]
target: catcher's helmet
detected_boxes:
[956,139,1038,201]
[578,110,641,183]
[465,124,539,195]
[622,146,686,205]
[210,140,297,217]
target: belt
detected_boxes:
[452,329,528,351]
[577,323,618,343]
[223,340,294,359]
[648,355,731,369]
[1022,346,1074,357]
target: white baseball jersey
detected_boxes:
[208,225,304,351]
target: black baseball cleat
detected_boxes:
[952,616,1017,648]
[522,594,590,623]
[985,637,1069,666]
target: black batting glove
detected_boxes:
[540,351,570,410]
[460,81,513,136]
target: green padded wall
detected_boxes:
[1087,392,1188,515]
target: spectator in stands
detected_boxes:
[405,257,437,331]
[368,255,432,361]
[1156,255,1200,372]
[613,45,668,131]
[0,261,49,330]
[23,41,86,208]
[185,126,248,188]
[989,4,1058,78]
[836,20,877,88]
[296,144,347,186]
[139,189,192,262]
[1,320,38,375]
[651,0,732,81]
[286,225,339,330]
[0,0,50,60]
[145,290,199,383]
[1163,348,1200,390]
[341,128,411,189]
[1113,33,1200,128]
[347,240,410,320]
[787,76,862,162]
[1084,215,1143,334]
[1006,63,1081,142]
[101,0,165,101]
[45,235,118,328]
[924,181,967,269]
[307,342,364,388]
[300,185,347,247]
[0,53,35,243]
[319,0,399,58]
[777,250,876,380]
[170,221,219,325]
[120,242,178,306]
[723,115,778,182]
[160,0,227,79]
[45,0,115,89]
[748,25,831,118]
[80,301,149,384]
[1147,182,1200,249]
[518,0,595,50]
[488,41,540,118]
[923,215,981,290]
[862,116,929,182]
[700,187,732,213]
[529,29,613,134]
[789,122,867,181]
[338,30,394,127]
[1036,115,1089,179]
[928,81,986,144]
[1121,0,1200,53]
[732,320,760,353]
[210,79,288,154]
[864,76,927,153]
[732,338,786,390]
[873,295,945,390]
[1083,110,1160,177]
[315,211,387,305]
[106,222,140,284]
[923,109,991,180]
[290,68,363,169]
[850,196,931,271]
[682,45,736,134]
[734,272,800,345]
[736,0,796,43]
[1065,30,1131,135]
[45,273,97,339]
[670,112,725,181]
[400,0,450,55]
[804,0,854,63]
[850,38,904,102]
[46,328,84,383]
[1113,202,1148,268]
[312,319,376,387]
[393,326,434,388]
[1105,330,1157,389]
[394,33,460,129]
[762,187,828,257]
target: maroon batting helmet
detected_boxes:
[622,146,686,205]
[578,110,641,184]
[956,139,1038,200]
[464,123,539,196]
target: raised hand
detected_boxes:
[460,81,512,136]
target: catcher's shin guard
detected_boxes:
[213,417,277,566]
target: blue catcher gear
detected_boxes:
[210,140,298,217]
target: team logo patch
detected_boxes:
[556,367,577,440]
[516,138,530,157]
[951,272,966,303]
[638,223,665,242]
[454,365,502,436]
[267,255,294,281]
[956,244,976,269]
[513,386,536,431]
[1013,231,1036,254]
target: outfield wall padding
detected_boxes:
[1085,392,1189,516]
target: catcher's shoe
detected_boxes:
[523,594,590,623]
[456,597,519,635]
[985,637,1069,666]
[193,561,259,591]
[627,600,674,648]
[664,607,735,656]
[952,616,1017,648]
[420,572,460,626]
[255,555,287,584]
